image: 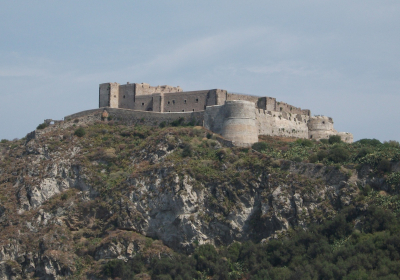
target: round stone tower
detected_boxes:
[308,116,334,131]
[308,116,335,140]
[221,100,258,146]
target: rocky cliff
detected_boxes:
[0,119,397,279]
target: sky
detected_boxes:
[0,0,399,142]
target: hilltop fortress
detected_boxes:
[65,82,353,146]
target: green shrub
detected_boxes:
[0,139,9,144]
[181,144,192,157]
[317,150,329,161]
[74,127,86,137]
[384,140,400,148]
[102,259,139,279]
[386,172,400,186]
[320,139,329,144]
[356,147,372,160]
[292,156,302,162]
[356,138,382,146]
[36,123,48,130]
[171,117,185,127]
[296,139,313,147]
[309,154,318,163]
[159,121,167,128]
[328,146,349,163]
[252,142,269,152]
[328,135,341,144]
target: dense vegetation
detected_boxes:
[102,204,400,280]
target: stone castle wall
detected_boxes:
[134,83,182,96]
[94,82,354,146]
[256,109,309,139]
[65,108,204,127]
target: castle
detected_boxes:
[65,82,353,146]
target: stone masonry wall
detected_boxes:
[226,93,259,104]
[163,90,210,113]
[118,84,135,109]
[134,83,182,96]
[109,83,120,108]
[99,83,110,107]
[256,109,309,139]
[65,108,204,127]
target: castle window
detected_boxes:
[172,100,175,104]
[280,107,283,112]
[195,98,199,103]
[168,110,171,112]
[182,110,185,112]
[184,100,187,104]
[114,95,116,98]
[192,109,195,111]
[168,101,170,104]
[322,121,325,124]
[123,95,125,98]
[141,103,144,106]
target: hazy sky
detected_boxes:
[1,1,399,141]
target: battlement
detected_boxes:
[95,82,353,146]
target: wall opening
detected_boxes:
[141,103,144,106]
[195,98,199,103]
[184,100,187,104]
[168,101,170,104]
[192,109,194,111]
[182,110,185,112]
[172,100,175,104]
[123,95,125,98]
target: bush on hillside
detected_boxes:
[171,117,185,127]
[357,138,382,146]
[295,138,313,147]
[328,146,349,163]
[181,143,192,157]
[356,147,373,160]
[384,140,400,148]
[377,158,391,173]
[252,142,269,152]
[36,123,48,130]
[328,135,341,144]
[74,127,86,137]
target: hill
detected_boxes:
[0,119,400,279]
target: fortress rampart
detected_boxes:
[61,82,354,147]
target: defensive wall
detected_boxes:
[42,82,354,147]
[99,82,309,117]
[65,108,204,127]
